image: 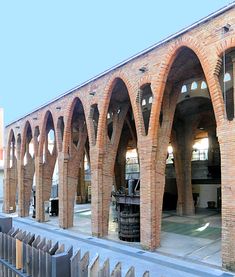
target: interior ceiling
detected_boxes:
[26,126,32,141]
[110,79,129,104]
[167,47,204,83]
[46,113,54,131]
[174,97,216,130]
[73,101,85,116]
[194,130,208,140]
[72,101,86,131]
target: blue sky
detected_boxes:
[0,0,233,125]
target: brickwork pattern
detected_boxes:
[3,6,235,270]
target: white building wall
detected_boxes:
[192,184,220,208]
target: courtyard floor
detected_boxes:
[41,204,222,267]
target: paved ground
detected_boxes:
[44,204,222,266]
[0,204,234,276]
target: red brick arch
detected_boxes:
[20,121,33,162]
[97,72,140,149]
[55,117,64,153]
[7,129,15,149]
[38,110,57,159]
[136,75,154,137]
[213,38,235,121]
[62,96,88,153]
[149,36,225,141]
[33,125,41,158]
[216,37,235,57]
[6,129,16,167]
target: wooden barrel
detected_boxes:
[119,211,140,242]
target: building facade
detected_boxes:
[3,4,235,270]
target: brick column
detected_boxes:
[139,145,160,249]
[91,104,130,237]
[58,152,69,228]
[140,84,179,249]
[218,125,235,271]
[17,160,24,216]
[77,153,86,203]
[183,135,195,215]
[35,156,44,221]
[172,139,184,215]
[3,166,17,213]
[114,141,127,191]
[173,140,194,215]
[172,118,197,216]
[90,152,102,236]
[3,140,17,213]
[18,153,35,217]
[35,150,55,222]
[58,150,78,228]
[91,150,113,237]
[139,124,173,249]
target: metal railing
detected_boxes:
[0,258,26,277]
[0,218,150,277]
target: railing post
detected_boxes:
[0,217,12,233]
[52,249,72,277]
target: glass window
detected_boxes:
[181,85,187,93]
[201,81,207,89]
[224,72,231,82]
[166,145,174,164]
[192,138,208,161]
[191,81,198,90]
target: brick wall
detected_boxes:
[3,5,235,270]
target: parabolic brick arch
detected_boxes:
[4,3,235,271]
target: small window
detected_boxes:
[224,72,231,82]
[149,96,153,104]
[142,99,146,106]
[181,85,187,93]
[107,113,110,119]
[201,81,207,89]
[191,81,198,90]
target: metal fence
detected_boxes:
[0,218,150,277]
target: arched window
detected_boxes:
[191,81,198,90]
[224,72,231,82]
[201,81,207,89]
[181,85,187,93]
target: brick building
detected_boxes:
[3,3,235,270]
